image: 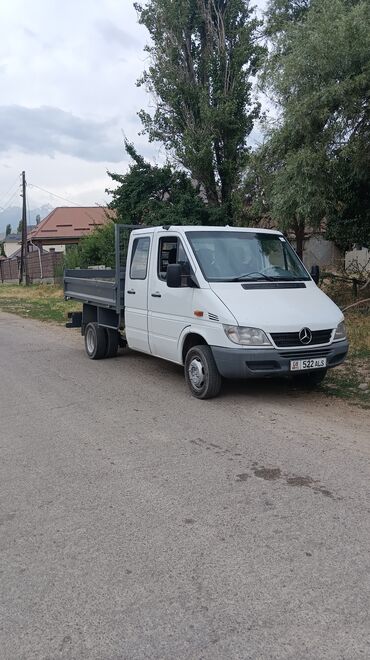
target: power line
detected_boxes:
[0,179,22,213]
[0,174,21,210]
[28,183,82,207]
[0,187,21,215]
[28,182,107,224]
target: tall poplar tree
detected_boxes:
[134,0,264,221]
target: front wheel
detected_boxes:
[184,345,222,399]
[292,368,327,389]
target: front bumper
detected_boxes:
[211,340,349,379]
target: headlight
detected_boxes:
[223,325,272,346]
[334,321,347,341]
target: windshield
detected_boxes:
[186,231,310,282]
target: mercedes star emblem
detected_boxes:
[299,327,313,345]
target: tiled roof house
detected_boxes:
[28,207,115,252]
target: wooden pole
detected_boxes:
[19,171,29,285]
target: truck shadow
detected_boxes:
[221,377,313,400]
[117,348,321,402]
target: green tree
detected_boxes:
[244,138,333,256]
[252,0,370,254]
[135,0,263,220]
[107,141,224,226]
[17,219,22,233]
[5,223,11,236]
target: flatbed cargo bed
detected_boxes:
[64,268,125,310]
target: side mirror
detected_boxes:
[311,265,320,285]
[166,263,182,288]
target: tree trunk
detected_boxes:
[200,168,219,207]
[294,220,305,260]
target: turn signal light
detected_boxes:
[194,310,204,317]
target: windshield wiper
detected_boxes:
[230,271,275,282]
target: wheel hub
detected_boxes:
[86,327,94,354]
[188,358,205,389]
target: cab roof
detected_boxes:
[130,225,282,236]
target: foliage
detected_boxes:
[244,135,333,254]
[17,219,22,233]
[5,224,11,236]
[265,0,310,40]
[0,241,5,257]
[250,0,370,253]
[64,223,116,269]
[134,0,264,219]
[107,141,224,227]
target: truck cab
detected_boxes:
[64,225,348,399]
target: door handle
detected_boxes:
[127,289,136,295]
[151,292,162,298]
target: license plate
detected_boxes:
[290,357,327,371]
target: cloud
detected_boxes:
[22,27,38,39]
[95,18,141,51]
[0,105,123,162]
[0,0,267,208]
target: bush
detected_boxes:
[64,223,115,269]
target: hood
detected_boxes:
[210,281,343,332]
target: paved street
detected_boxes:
[1,311,370,660]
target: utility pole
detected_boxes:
[19,171,29,285]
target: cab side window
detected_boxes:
[158,236,190,282]
[130,237,150,279]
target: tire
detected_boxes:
[184,345,222,399]
[105,328,119,358]
[292,368,327,389]
[84,322,107,360]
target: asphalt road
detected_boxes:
[1,311,370,660]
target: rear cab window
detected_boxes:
[130,236,150,279]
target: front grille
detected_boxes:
[279,348,331,360]
[271,329,333,347]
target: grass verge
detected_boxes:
[0,284,80,324]
[322,313,370,408]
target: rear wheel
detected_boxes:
[184,345,222,399]
[105,328,119,358]
[292,368,327,388]
[84,322,107,360]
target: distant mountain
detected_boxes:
[0,204,53,234]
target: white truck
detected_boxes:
[64,225,348,399]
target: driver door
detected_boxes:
[148,233,194,362]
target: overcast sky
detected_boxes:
[0,0,266,216]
